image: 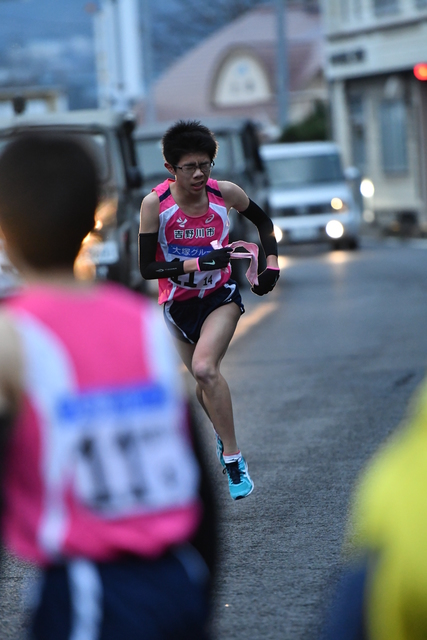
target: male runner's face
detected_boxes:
[169,152,212,195]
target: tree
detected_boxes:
[279,100,330,142]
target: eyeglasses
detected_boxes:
[174,161,215,175]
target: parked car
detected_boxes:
[134,118,268,284]
[260,141,362,250]
[0,109,145,294]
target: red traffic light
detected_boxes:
[414,63,427,81]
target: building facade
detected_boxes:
[323,0,427,232]
[143,4,326,140]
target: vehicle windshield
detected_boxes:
[264,153,344,187]
[135,137,166,179]
[0,131,110,182]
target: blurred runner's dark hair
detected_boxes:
[0,133,100,269]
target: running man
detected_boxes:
[0,133,216,639]
[139,120,280,500]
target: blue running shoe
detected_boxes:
[215,433,225,468]
[223,457,254,500]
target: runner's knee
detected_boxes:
[192,359,218,387]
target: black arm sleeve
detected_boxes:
[138,232,185,280]
[238,199,278,257]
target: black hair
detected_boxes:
[0,132,100,270]
[162,120,218,167]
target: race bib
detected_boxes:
[169,265,223,291]
[167,245,228,291]
[55,383,199,518]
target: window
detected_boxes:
[373,0,399,15]
[379,99,408,174]
[213,52,271,107]
[348,95,366,171]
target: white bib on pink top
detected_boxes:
[3,284,201,566]
[153,178,232,304]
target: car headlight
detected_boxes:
[326,220,344,239]
[274,225,283,242]
[330,197,348,212]
[360,178,375,198]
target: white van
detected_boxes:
[260,141,362,250]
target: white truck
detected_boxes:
[260,141,362,250]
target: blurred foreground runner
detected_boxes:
[139,120,280,500]
[320,379,427,640]
[0,133,216,640]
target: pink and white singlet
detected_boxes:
[153,178,231,304]
[2,284,201,566]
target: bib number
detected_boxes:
[57,385,198,517]
[169,258,221,291]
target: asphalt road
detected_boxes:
[3,237,427,639]
[204,237,427,639]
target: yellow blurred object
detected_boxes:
[348,379,427,640]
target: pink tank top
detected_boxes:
[153,178,231,304]
[3,283,201,566]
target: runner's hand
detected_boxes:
[251,267,280,296]
[198,247,232,271]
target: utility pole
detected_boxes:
[140,0,156,122]
[92,0,145,111]
[276,0,289,131]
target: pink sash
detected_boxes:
[211,240,259,286]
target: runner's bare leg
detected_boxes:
[174,302,241,455]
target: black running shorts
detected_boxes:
[163,279,245,344]
[29,547,211,640]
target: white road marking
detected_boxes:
[231,302,279,344]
